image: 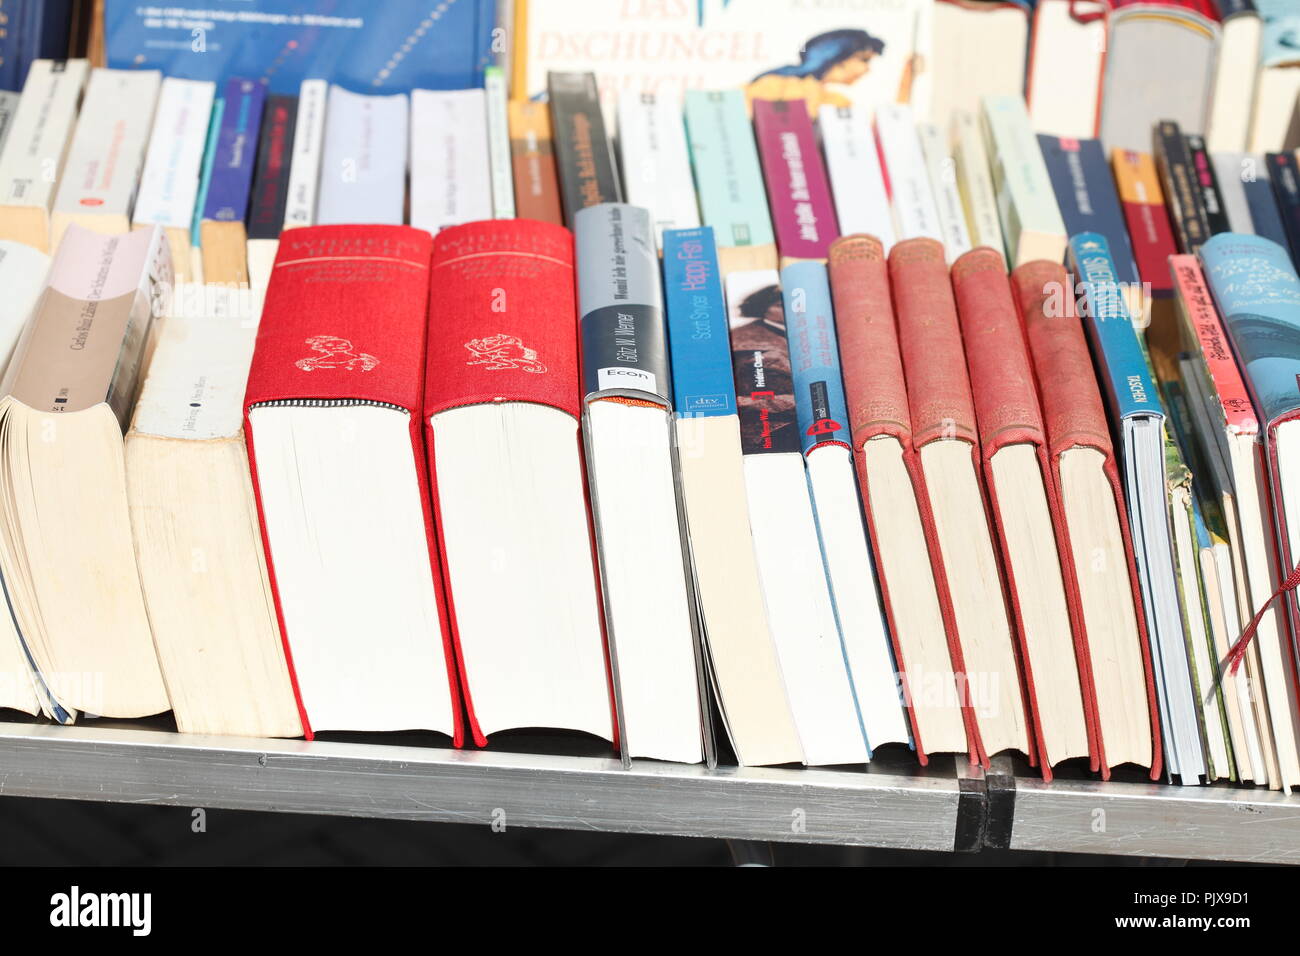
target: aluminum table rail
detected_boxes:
[1,720,1298,862]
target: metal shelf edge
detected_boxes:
[0,722,961,851]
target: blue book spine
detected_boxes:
[202,78,265,223]
[0,0,20,91]
[1200,232,1300,428]
[104,0,495,94]
[191,98,226,247]
[1243,163,1290,251]
[779,260,851,456]
[1040,134,1141,285]
[662,227,736,418]
[1068,232,1165,422]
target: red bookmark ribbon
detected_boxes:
[1226,562,1300,675]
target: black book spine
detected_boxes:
[246,95,298,241]
[1267,152,1300,272]
[547,71,622,227]
[1154,120,1211,255]
[1185,134,1231,236]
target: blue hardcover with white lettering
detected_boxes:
[663,227,736,418]
[1068,232,1165,424]
[779,260,851,456]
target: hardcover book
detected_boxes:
[425,219,612,745]
[244,225,459,738]
[1014,259,1162,779]
[828,234,967,761]
[890,236,1030,765]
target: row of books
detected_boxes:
[0,52,1299,788]
[513,0,1300,158]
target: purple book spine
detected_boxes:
[752,99,840,261]
[202,77,266,223]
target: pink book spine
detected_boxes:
[752,98,840,261]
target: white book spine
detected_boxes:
[53,68,162,222]
[409,88,492,233]
[916,121,972,262]
[950,109,1005,255]
[315,86,408,227]
[132,286,260,441]
[133,78,216,230]
[817,104,894,251]
[0,240,50,376]
[484,67,515,220]
[283,79,328,230]
[874,105,944,245]
[0,59,89,210]
[1211,151,1256,234]
[0,90,20,157]
[616,91,700,249]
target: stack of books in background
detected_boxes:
[1,0,1300,791]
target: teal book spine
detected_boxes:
[682,90,774,250]
[1068,231,1165,423]
[190,97,226,249]
[1200,232,1300,428]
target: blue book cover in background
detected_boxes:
[1200,232,1300,427]
[1244,158,1290,251]
[662,227,736,419]
[1069,232,1165,423]
[203,78,265,222]
[779,261,851,456]
[105,0,497,94]
[1040,135,1141,286]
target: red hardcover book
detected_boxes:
[1013,260,1163,780]
[889,237,1031,766]
[244,225,462,741]
[952,247,1094,780]
[752,99,840,265]
[828,234,972,764]
[424,219,616,747]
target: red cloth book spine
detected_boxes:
[887,236,992,766]
[952,247,1091,781]
[752,98,840,262]
[243,224,462,743]
[828,233,959,765]
[423,219,616,747]
[1013,259,1164,781]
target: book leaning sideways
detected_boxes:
[1200,231,1300,791]
[0,225,172,721]
[1069,231,1206,784]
